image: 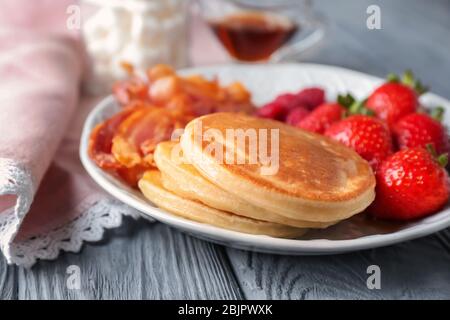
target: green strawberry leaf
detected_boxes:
[359,107,375,116]
[337,93,356,109]
[430,106,445,122]
[438,154,448,168]
[426,143,438,158]
[401,70,415,87]
[385,70,429,96]
[338,94,375,117]
[426,143,448,167]
[387,73,400,83]
[348,98,374,116]
[414,79,429,95]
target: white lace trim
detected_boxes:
[0,158,34,260]
[9,197,143,268]
[0,158,149,268]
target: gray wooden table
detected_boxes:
[1,0,450,300]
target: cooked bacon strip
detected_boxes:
[147,64,175,82]
[91,64,256,188]
[180,76,255,115]
[88,103,145,170]
[108,108,191,186]
[116,163,150,187]
[113,76,149,105]
[112,108,191,168]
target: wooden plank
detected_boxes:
[0,256,17,299]
[17,217,243,299]
[226,228,450,299]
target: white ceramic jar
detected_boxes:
[81,0,190,94]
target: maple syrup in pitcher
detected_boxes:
[209,11,298,62]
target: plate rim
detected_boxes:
[80,62,450,255]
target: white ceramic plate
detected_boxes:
[80,63,450,255]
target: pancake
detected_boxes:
[180,113,376,222]
[138,170,307,238]
[154,141,336,228]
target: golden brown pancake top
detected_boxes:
[183,112,375,202]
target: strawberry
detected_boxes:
[393,112,449,155]
[366,82,418,128]
[370,147,449,220]
[366,71,426,128]
[285,107,310,125]
[296,103,345,134]
[295,87,325,109]
[324,115,393,170]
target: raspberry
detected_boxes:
[285,107,309,125]
[295,87,325,109]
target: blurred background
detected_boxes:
[80,0,449,97]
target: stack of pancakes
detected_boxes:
[138,113,376,238]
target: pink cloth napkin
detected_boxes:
[0,0,229,266]
[0,0,94,265]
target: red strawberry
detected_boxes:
[370,147,449,220]
[285,107,309,125]
[295,87,325,110]
[393,112,449,155]
[366,82,418,128]
[296,103,345,134]
[324,115,393,170]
